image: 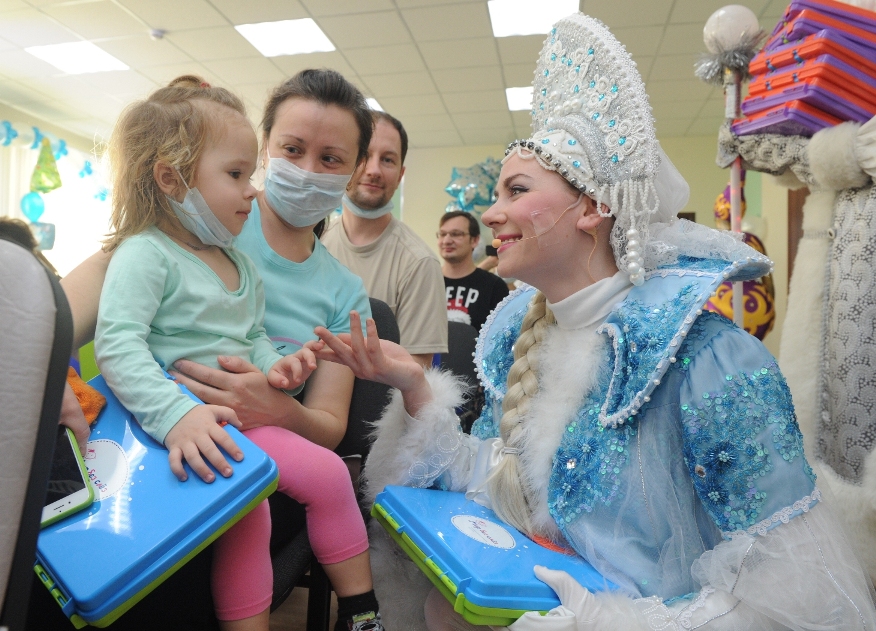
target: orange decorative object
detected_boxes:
[67,366,107,424]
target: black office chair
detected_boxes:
[0,237,73,631]
[269,298,400,631]
[439,321,480,432]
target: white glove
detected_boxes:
[504,606,577,631]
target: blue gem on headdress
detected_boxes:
[588,48,594,55]
[599,93,605,101]
[611,85,618,93]
[612,154,619,163]
[574,85,579,93]
[542,139,550,144]
[567,59,573,66]
[573,160,581,168]
[608,120,616,127]
[544,69,550,76]
[540,104,545,110]
[568,139,577,145]
[552,28,557,34]
[561,55,565,63]
[589,80,596,88]
[618,137,626,145]
[592,112,600,120]
[575,65,581,73]
[551,53,557,61]
[541,88,547,96]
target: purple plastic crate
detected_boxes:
[754,28,876,73]
[766,15,876,52]
[769,0,876,41]
[743,82,875,122]
[732,104,835,137]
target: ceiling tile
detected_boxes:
[510,110,530,128]
[361,70,436,97]
[431,65,503,93]
[235,81,279,111]
[394,0,484,6]
[114,0,229,31]
[377,93,447,117]
[644,79,712,102]
[495,35,544,65]
[400,112,456,132]
[0,34,16,53]
[269,51,358,81]
[319,11,410,49]
[344,44,425,76]
[655,118,692,138]
[648,53,700,81]
[686,116,724,136]
[632,55,655,79]
[760,0,789,19]
[0,78,52,106]
[401,4,492,42]
[651,97,705,122]
[419,37,498,70]
[0,8,76,47]
[299,0,395,17]
[669,0,771,25]
[503,62,536,87]
[443,89,506,114]
[137,62,223,86]
[98,35,192,68]
[0,0,29,12]
[167,26,258,62]
[43,1,146,40]
[15,98,84,122]
[79,70,156,98]
[0,49,62,79]
[208,0,308,25]
[460,127,514,146]
[452,110,512,130]
[613,26,664,57]
[658,23,712,55]
[407,128,463,148]
[203,56,285,85]
[583,0,673,28]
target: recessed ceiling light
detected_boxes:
[25,41,128,74]
[366,98,383,111]
[505,86,533,111]
[488,0,579,37]
[236,19,335,57]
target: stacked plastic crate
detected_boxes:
[733,0,876,136]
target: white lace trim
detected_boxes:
[405,422,463,488]
[728,487,822,537]
[676,587,715,630]
[636,596,680,630]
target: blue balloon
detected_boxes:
[21,191,45,222]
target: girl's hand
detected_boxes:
[164,405,243,482]
[313,311,433,415]
[267,342,323,390]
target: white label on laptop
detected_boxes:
[451,514,516,549]
[84,439,129,500]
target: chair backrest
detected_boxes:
[334,298,400,464]
[0,237,73,631]
[440,321,479,387]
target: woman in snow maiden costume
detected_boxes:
[314,13,876,631]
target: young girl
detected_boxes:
[95,76,383,631]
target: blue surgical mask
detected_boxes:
[264,158,351,228]
[166,171,233,248]
[342,193,394,219]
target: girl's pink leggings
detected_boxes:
[211,425,369,621]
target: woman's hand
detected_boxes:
[164,404,243,482]
[313,311,433,415]
[169,356,294,431]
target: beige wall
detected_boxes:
[399,133,789,359]
[0,102,94,154]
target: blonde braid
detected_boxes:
[487,291,556,534]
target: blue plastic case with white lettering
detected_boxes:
[372,485,618,627]
[34,375,279,629]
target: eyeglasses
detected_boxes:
[436,230,470,239]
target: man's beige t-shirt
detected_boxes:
[322,216,448,355]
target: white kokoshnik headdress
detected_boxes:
[504,13,691,285]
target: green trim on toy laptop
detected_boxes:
[36,476,278,628]
[371,501,543,627]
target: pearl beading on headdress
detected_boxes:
[507,13,663,286]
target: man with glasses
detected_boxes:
[439,211,509,334]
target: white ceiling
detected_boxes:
[0,0,789,148]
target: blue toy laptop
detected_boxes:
[34,375,279,629]
[372,485,618,627]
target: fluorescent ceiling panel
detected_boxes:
[505,86,533,111]
[24,41,129,74]
[488,0,579,37]
[235,19,335,57]
[366,98,384,111]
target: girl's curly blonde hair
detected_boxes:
[104,75,246,251]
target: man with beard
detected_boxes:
[322,111,447,367]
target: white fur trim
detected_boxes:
[770,170,808,191]
[363,368,468,504]
[809,122,870,191]
[516,326,610,536]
